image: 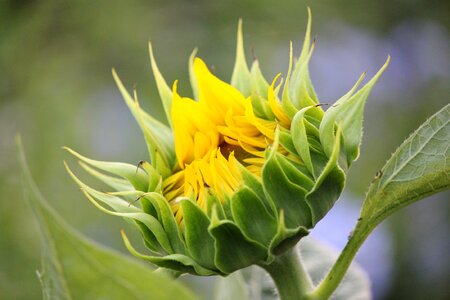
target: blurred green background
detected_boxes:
[1,0,449,299]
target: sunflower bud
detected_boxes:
[65,9,388,276]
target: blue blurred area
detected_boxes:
[1,1,449,299]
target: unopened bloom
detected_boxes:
[65,10,388,275]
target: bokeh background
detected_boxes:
[1,0,449,299]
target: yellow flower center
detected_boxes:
[162,58,289,223]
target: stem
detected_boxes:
[305,222,373,300]
[260,247,313,300]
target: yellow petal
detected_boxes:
[194,58,246,125]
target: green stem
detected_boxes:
[260,247,313,300]
[305,222,373,300]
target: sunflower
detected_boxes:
[65,10,388,275]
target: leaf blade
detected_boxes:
[362,104,450,224]
[18,138,198,300]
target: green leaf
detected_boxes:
[361,103,450,226]
[18,138,197,300]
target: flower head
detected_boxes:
[65,9,389,275]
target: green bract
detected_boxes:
[65,10,388,276]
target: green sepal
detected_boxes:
[142,192,186,255]
[138,161,163,193]
[238,164,276,216]
[320,57,390,164]
[220,193,235,221]
[303,116,321,136]
[231,187,278,246]
[112,69,175,177]
[64,147,149,191]
[318,72,365,161]
[205,189,226,220]
[275,154,315,190]
[78,162,134,193]
[291,106,316,176]
[148,42,174,128]
[278,128,299,156]
[269,211,309,256]
[231,19,252,97]
[135,220,166,254]
[189,48,200,100]
[251,93,275,120]
[65,166,171,253]
[181,199,216,269]
[140,197,158,218]
[122,231,218,276]
[290,43,319,111]
[278,127,321,181]
[262,150,313,229]
[133,92,173,178]
[289,8,321,119]
[106,190,158,218]
[209,214,267,274]
[64,162,140,213]
[250,60,270,98]
[281,42,300,119]
[306,128,345,225]
[81,189,174,254]
[151,149,173,179]
[308,136,325,155]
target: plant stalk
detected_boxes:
[305,222,373,300]
[260,247,313,300]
